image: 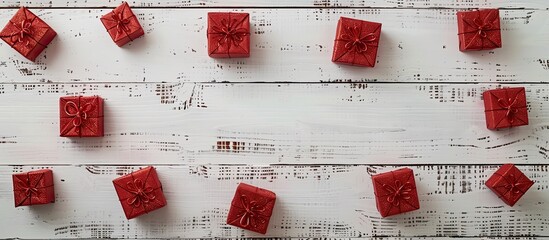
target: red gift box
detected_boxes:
[483,87,528,130]
[486,164,534,206]
[59,96,104,137]
[332,17,381,67]
[0,7,57,62]
[112,166,167,219]
[12,169,55,207]
[207,12,250,58]
[457,9,501,51]
[372,168,420,217]
[100,2,144,47]
[227,183,276,234]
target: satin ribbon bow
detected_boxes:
[64,101,94,128]
[497,95,519,123]
[111,11,131,37]
[503,173,525,195]
[211,18,248,47]
[126,179,156,208]
[382,180,412,206]
[17,177,39,197]
[9,19,34,46]
[471,17,494,39]
[341,25,377,53]
[231,195,268,227]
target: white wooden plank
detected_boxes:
[1,83,549,165]
[0,9,548,83]
[0,165,547,238]
[0,0,547,8]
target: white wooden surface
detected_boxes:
[0,0,548,8]
[0,9,548,83]
[1,0,549,239]
[1,165,548,238]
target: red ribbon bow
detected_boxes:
[24,185,39,197]
[503,173,525,195]
[231,195,268,228]
[382,180,412,206]
[471,17,494,39]
[211,18,248,47]
[111,11,131,36]
[9,19,34,46]
[497,95,519,123]
[18,176,39,197]
[126,179,156,208]
[341,25,377,53]
[64,101,94,128]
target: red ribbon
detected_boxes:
[341,25,377,53]
[503,173,525,195]
[111,11,132,39]
[382,180,412,207]
[10,20,34,46]
[497,95,519,123]
[211,18,248,48]
[126,179,156,208]
[471,17,493,39]
[230,194,268,228]
[64,101,94,128]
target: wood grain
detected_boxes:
[1,83,548,165]
[0,0,548,9]
[1,0,548,238]
[0,9,547,83]
[0,165,547,238]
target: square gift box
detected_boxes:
[100,2,144,47]
[226,183,276,234]
[13,169,55,207]
[372,168,420,217]
[207,12,250,58]
[59,96,104,137]
[486,164,534,206]
[457,9,501,51]
[483,87,528,130]
[0,7,57,61]
[332,17,381,67]
[112,166,167,219]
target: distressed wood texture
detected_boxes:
[1,83,549,165]
[0,0,548,8]
[0,165,548,239]
[1,0,549,239]
[0,9,548,83]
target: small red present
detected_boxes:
[457,9,501,51]
[227,183,276,234]
[100,2,144,47]
[12,169,55,207]
[59,96,104,137]
[483,87,528,130]
[486,164,534,206]
[207,12,250,58]
[112,166,167,219]
[372,168,420,217]
[332,17,381,67]
[0,7,57,62]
